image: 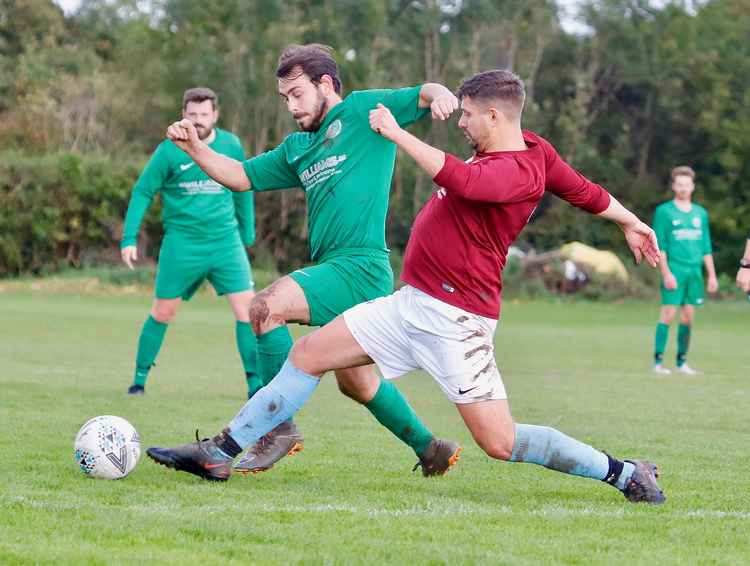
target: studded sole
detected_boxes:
[440,446,463,476]
[236,442,304,476]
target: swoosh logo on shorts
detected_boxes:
[458,385,479,395]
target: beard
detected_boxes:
[297,91,328,132]
[463,131,479,151]
[195,124,214,141]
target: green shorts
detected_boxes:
[289,250,393,326]
[155,231,254,300]
[661,264,704,306]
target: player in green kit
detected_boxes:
[652,166,718,375]
[164,44,462,476]
[122,87,259,397]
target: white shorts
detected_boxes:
[343,285,507,404]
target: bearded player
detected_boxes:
[121,87,258,398]
[146,70,665,504]
[154,44,463,476]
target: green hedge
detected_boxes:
[0,152,162,275]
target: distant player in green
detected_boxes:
[652,166,718,375]
[164,44,462,477]
[121,87,258,396]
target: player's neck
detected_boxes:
[320,95,343,122]
[482,125,527,153]
[673,197,692,212]
[203,128,217,144]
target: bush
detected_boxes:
[0,151,159,275]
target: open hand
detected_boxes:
[707,275,719,294]
[121,245,138,270]
[621,220,660,267]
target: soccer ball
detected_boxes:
[73,415,141,479]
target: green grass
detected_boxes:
[1,290,748,565]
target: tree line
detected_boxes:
[1,0,748,276]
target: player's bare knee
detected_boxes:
[481,440,514,461]
[289,336,316,374]
[248,296,272,334]
[151,303,177,323]
[660,307,676,324]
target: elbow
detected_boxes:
[230,173,252,192]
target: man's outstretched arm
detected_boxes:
[370,103,445,175]
[597,196,660,268]
[166,119,251,191]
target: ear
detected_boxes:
[319,74,335,95]
[487,106,501,124]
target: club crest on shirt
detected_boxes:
[692,217,701,228]
[324,119,342,147]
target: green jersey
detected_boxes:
[122,128,255,247]
[243,87,429,261]
[653,200,712,268]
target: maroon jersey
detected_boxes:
[401,130,611,319]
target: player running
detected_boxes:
[158,44,462,476]
[651,166,718,375]
[147,70,666,504]
[121,87,258,398]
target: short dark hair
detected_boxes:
[183,87,218,110]
[276,43,341,94]
[457,70,525,118]
[670,165,695,182]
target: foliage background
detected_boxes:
[1,0,748,278]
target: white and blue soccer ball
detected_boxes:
[74,415,140,479]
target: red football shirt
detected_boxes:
[401,130,611,319]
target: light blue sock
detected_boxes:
[511,424,635,490]
[227,359,319,449]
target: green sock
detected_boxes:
[677,324,691,367]
[654,322,669,364]
[364,379,434,456]
[257,326,293,386]
[133,315,167,387]
[235,321,261,398]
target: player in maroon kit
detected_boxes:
[146,70,666,504]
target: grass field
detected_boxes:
[2,289,749,565]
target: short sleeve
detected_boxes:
[351,87,430,128]
[243,140,299,191]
